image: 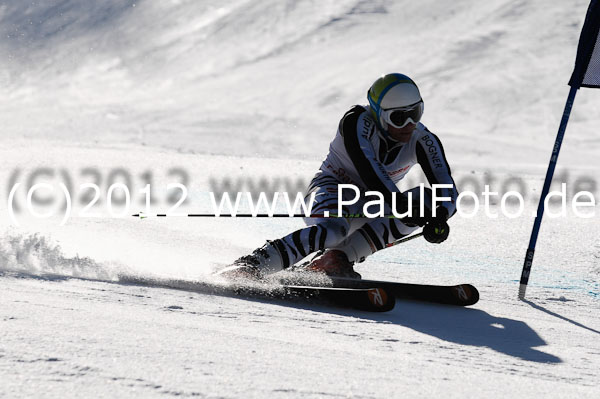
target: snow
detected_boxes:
[1,0,599,397]
[1,272,599,398]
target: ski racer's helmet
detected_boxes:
[367,73,424,132]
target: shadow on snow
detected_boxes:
[2,270,561,363]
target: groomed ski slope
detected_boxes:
[1,267,598,398]
[1,143,599,398]
[1,0,599,397]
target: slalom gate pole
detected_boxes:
[518,85,579,300]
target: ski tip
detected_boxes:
[452,284,480,306]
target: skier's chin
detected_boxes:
[388,124,416,142]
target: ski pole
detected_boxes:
[386,232,423,248]
[134,213,426,218]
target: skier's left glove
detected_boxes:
[423,207,450,244]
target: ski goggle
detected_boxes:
[380,101,424,128]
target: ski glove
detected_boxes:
[423,206,450,244]
[423,219,450,243]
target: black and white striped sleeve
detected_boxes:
[415,131,458,217]
[340,106,408,211]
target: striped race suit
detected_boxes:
[267,105,458,271]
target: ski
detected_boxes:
[274,272,478,306]
[327,277,479,306]
[118,274,395,312]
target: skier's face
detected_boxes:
[387,122,416,143]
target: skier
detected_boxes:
[226,73,458,279]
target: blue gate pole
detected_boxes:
[519,85,579,300]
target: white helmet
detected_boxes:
[367,73,424,131]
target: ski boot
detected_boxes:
[304,249,361,279]
[216,255,262,281]
[217,241,282,281]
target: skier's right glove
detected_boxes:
[422,206,450,243]
[423,218,450,244]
